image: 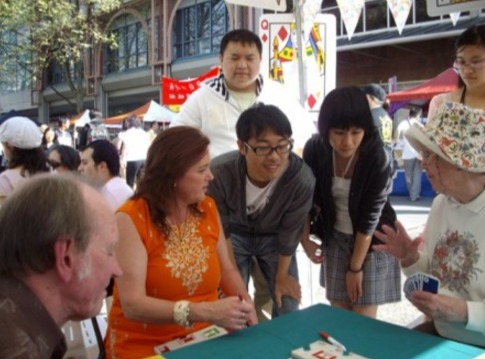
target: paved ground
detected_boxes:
[296,195,434,327]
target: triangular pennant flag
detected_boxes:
[336,0,364,40]
[449,12,460,26]
[300,0,322,38]
[387,0,412,35]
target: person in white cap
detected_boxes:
[0,116,49,200]
[374,102,485,348]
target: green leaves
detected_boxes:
[0,0,121,91]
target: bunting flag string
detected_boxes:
[449,12,461,26]
[387,0,413,35]
[336,0,364,40]
[332,1,466,38]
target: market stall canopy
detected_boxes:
[104,100,175,125]
[71,110,91,127]
[387,68,459,102]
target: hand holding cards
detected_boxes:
[404,272,440,300]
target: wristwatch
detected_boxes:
[173,300,192,328]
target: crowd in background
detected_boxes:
[0,110,156,198]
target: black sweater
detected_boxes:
[303,134,396,247]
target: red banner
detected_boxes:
[161,67,220,106]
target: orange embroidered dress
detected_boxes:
[105,196,221,359]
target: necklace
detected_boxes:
[332,149,356,178]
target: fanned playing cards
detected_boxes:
[404,272,440,300]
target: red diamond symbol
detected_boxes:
[307,94,317,109]
[261,33,268,43]
[278,26,288,41]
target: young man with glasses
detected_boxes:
[172,28,315,321]
[208,104,315,318]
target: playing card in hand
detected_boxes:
[404,272,440,300]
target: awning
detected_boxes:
[71,110,91,127]
[104,100,175,125]
[387,67,459,102]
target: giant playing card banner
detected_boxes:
[259,14,336,114]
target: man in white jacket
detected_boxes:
[170,29,314,158]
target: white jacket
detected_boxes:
[170,73,315,158]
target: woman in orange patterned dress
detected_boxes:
[105,126,257,359]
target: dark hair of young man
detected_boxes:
[220,29,262,57]
[84,140,120,177]
[236,103,292,142]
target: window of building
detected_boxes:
[153,15,162,62]
[365,1,388,31]
[47,60,81,86]
[413,0,440,23]
[173,0,229,60]
[0,31,32,93]
[104,14,149,74]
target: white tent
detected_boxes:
[72,110,91,127]
[143,100,176,122]
[104,100,175,124]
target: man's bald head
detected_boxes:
[0,173,110,277]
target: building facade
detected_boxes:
[0,0,483,122]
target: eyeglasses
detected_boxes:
[244,141,293,156]
[48,160,62,169]
[453,58,485,71]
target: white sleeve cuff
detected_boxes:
[466,300,485,334]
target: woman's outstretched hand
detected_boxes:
[373,220,423,267]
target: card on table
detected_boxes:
[404,272,440,300]
[154,325,228,354]
[291,340,369,359]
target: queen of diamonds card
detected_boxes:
[259,14,336,114]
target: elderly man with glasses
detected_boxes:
[208,103,315,318]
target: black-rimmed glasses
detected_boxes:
[244,141,293,156]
